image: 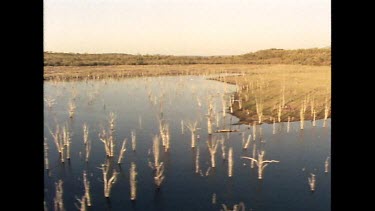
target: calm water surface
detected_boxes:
[44,75,330,211]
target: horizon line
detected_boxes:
[44,46,331,57]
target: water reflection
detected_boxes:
[44,75,330,211]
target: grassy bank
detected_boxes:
[44,64,269,80]
[216,65,331,124]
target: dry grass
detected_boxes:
[44,64,266,81]
[219,65,331,123]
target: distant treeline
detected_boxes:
[44,48,331,66]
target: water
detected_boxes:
[44,75,330,211]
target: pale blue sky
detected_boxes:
[44,0,331,56]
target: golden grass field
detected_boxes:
[216,65,331,124]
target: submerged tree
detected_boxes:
[130,162,137,200]
[100,161,118,198]
[308,173,316,192]
[83,171,92,207]
[228,147,233,177]
[325,156,330,173]
[221,202,245,211]
[117,139,127,164]
[207,137,219,168]
[242,150,279,179]
[54,180,64,211]
[186,121,198,148]
[149,136,165,189]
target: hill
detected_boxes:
[44,48,330,66]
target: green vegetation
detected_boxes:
[44,48,330,66]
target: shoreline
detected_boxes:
[44,64,331,125]
[44,64,325,81]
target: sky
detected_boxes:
[44,0,331,56]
